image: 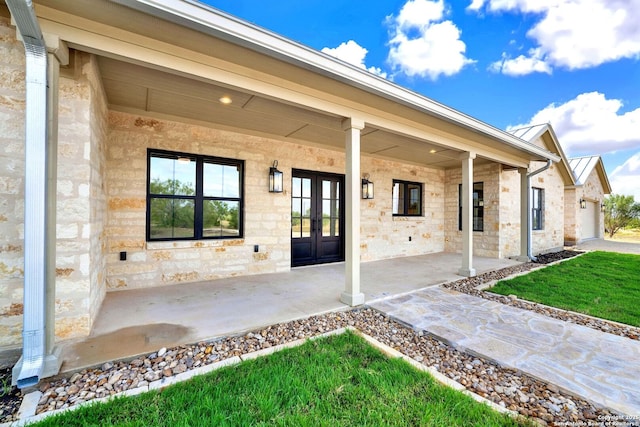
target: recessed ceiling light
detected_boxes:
[429,149,437,154]
[219,96,233,105]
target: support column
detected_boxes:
[518,167,530,261]
[42,37,68,376]
[341,118,365,306]
[458,152,476,277]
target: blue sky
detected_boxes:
[203,0,640,200]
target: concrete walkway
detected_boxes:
[59,253,520,372]
[370,286,640,416]
[576,238,640,254]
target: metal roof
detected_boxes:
[569,156,600,185]
[508,124,549,142]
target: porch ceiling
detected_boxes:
[98,56,485,170]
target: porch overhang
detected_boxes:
[28,0,559,170]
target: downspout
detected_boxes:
[526,160,552,262]
[6,0,49,388]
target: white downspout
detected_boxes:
[526,160,552,261]
[6,0,49,388]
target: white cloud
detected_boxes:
[321,40,388,78]
[387,0,475,80]
[610,153,640,201]
[489,49,552,76]
[472,0,640,75]
[508,92,640,156]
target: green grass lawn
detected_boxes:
[31,332,528,427]
[490,251,640,327]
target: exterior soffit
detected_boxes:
[33,2,549,169]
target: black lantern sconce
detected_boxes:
[269,160,283,193]
[601,202,606,213]
[361,174,374,199]
[579,198,587,209]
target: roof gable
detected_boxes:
[569,156,613,194]
[508,124,576,186]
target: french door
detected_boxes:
[291,170,344,267]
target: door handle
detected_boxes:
[311,218,316,232]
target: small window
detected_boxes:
[392,180,422,216]
[532,187,544,230]
[147,149,244,241]
[458,182,484,232]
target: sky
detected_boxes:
[202,0,640,201]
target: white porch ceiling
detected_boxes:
[98,56,480,170]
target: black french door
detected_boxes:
[291,170,344,267]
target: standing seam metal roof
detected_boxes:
[568,156,600,186]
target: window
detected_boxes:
[532,187,544,230]
[458,182,484,232]
[147,149,244,241]
[392,180,422,216]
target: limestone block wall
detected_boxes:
[53,53,109,341]
[106,112,296,289]
[529,161,565,254]
[0,14,108,349]
[564,187,578,245]
[106,112,447,289]
[443,163,501,258]
[0,12,27,349]
[359,157,445,262]
[499,169,523,258]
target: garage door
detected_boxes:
[581,201,598,239]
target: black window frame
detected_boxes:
[392,179,423,217]
[146,149,244,241]
[532,187,544,231]
[458,182,484,232]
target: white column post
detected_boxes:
[42,41,66,374]
[518,167,530,261]
[458,152,476,277]
[341,118,365,306]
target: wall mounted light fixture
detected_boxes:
[269,160,283,193]
[361,174,374,199]
[579,198,587,209]
[601,202,606,212]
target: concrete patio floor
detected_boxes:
[59,252,520,372]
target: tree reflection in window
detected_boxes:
[147,150,243,240]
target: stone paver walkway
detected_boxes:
[370,286,640,416]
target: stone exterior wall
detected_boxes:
[564,187,578,245]
[0,12,27,349]
[0,13,109,350]
[443,163,501,258]
[529,161,566,254]
[106,111,447,289]
[52,53,109,341]
[499,169,523,258]
[565,168,606,244]
[359,158,445,261]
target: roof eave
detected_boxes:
[109,0,557,163]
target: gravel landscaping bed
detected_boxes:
[443,250,640,341]
[1,308,636,426]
